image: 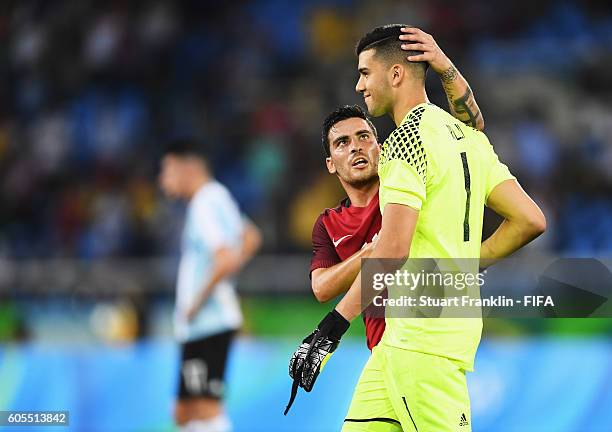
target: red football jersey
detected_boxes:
[310,192,385,350]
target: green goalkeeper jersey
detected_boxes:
[378,102,515,371]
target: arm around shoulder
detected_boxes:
[311,242,374,303]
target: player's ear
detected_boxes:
[325,157,336,175]
[390,64,404,87]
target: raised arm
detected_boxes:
[399,27,485,131]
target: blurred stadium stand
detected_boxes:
[2,0,612,431]
[2,0,612,257]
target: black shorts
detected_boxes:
[177,330,235,400]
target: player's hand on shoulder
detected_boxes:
[399,26,452,75]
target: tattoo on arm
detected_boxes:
[440,65,458,84]
[452,87,481,129]
[440,65,482,129]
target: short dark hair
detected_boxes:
[163,138,207,160]
[356,24,428,78]
[321,105,378,157]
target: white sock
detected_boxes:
[182,414,232,432]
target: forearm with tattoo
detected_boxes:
[440,65,483,130]
[440,65,458,84]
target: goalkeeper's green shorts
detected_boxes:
[342,344,472,432]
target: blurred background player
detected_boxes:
[159,139,261,432]
[310,27,486,352]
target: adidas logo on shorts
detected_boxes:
[459,413,469,427]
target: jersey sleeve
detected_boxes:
[485,146,516,200]
[310,214,341,275]
[378,114,428,211]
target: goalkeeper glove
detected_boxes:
[284,309,350,415]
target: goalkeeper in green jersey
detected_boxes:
[287,25,546,431]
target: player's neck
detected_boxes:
[391,87,428,126]
[187,173,211,199]
[344,179,379,207]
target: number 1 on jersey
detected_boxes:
[460,152,471,242]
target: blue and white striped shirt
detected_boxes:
[174,181,244,342]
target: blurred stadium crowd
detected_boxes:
[2,0,612,260]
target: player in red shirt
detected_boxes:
[309,28,486,350]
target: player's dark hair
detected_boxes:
[356,24,428,78]
[163,138,207,161]
[321,105,378,158]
